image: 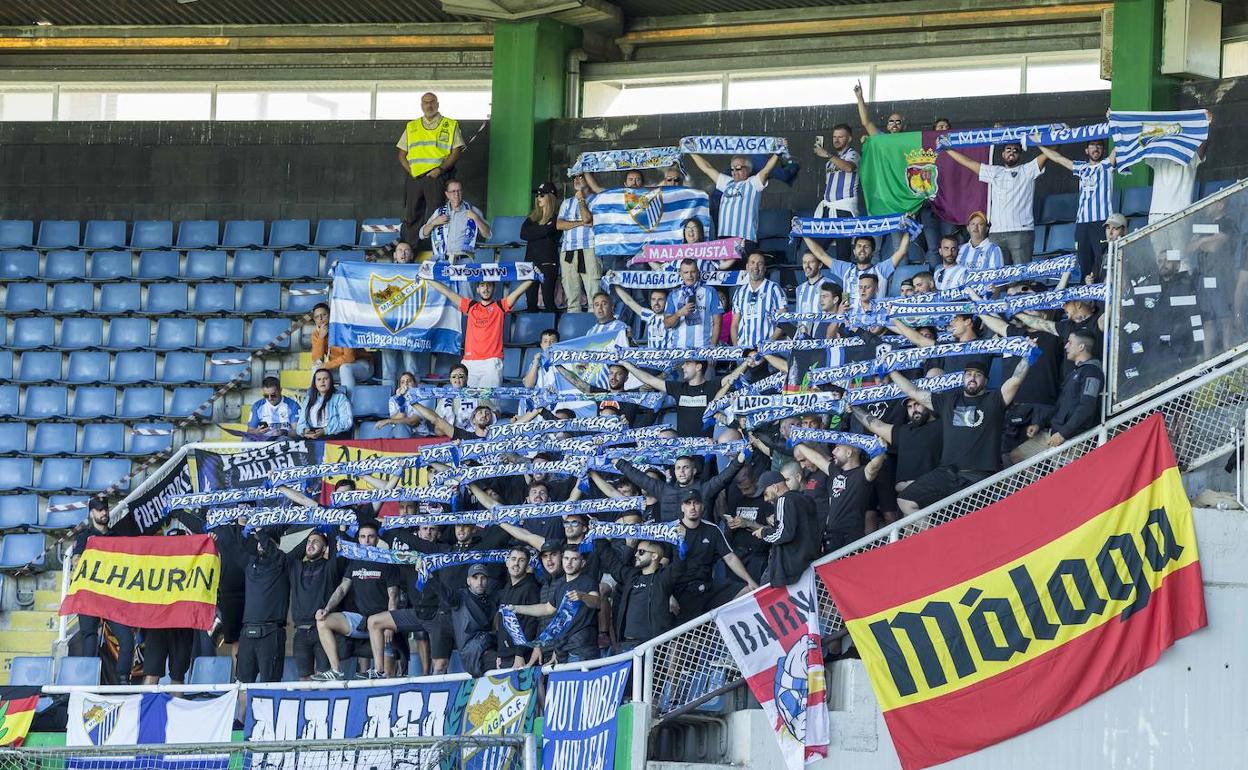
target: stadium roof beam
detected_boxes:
[440,0,623,36]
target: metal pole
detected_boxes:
[523,733,538,770]
[631,651,644,704]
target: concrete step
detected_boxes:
[0,628,57,654]
[31,589,62,612]
[0,610,57,632]
[281,366,312,392]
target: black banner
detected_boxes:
[117,457,195,536]
[194,440,321,491]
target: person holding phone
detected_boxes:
[663,258,722,348]
[812,123,861,261]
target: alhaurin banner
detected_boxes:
[817,414,1205,770]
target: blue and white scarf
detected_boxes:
[167,487,287,511]
[786,429,885,458]
[433,459,587,489]
[500,596,583,648]
[420,261,543,284]
[331,485,458,507]
[532,390,666,410]
[486,416,626,440]
[841,372,965,405]
[429,202,478,259]
[882,255,1078,305]
[935,123,1068,150]
[702,369,787,421]
[381,496,646,531]
[734,391,844,415]
[1020,122,1111,150]
[604,269,746,290]
[1108,110,1209,170]
[457,434,611,462]
[543,345,745,369]
[265,456,425,486]
[591,424,677,449]
[887,284,1106,320]
[231,506,361,535]
[680,136,790,158]
[874,335,1039,376]
[580,519,688,557]
[596,443,746,469]
[800,359,877,386]
[337,542,512,588]
[790,213,920,240]
[568,146,682,177]
[411,385,542,403]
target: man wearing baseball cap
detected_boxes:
[70,498,138,684]
[670,489,758,622]
[752,470,821,587]
[423,563,499,677]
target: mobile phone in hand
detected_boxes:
[815,135,825,149]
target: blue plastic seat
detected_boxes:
[0,386,17,418]
[0,424,27,455]
[324,250,365,275]
[512,312,554,346]
[96,283,141,315]
[27,423,76,456]
[39,496,88,530]
[84,221,127,250]
[67,353,115,388]
[80,424,124,456]
[192,284,235,314]
[119,387,164,419]
[207,358,249,384]
[356,421,413,440]
[176,220,220,249]
[184,250,228,282]
[1120,186,1153,217]
[5,284,47,313]
[57,317,104,351]
[1,251,39,280]
[314,219,356,249]
[9,317,56,350]
[231,250,275,279]
[103,317,150,350]
[496,246,525,264]
[153,318,199,351]
[0,319,7,348]
[0,351,10,381]
[112,351,157,384]
[54,656,101,686]
[239,283,281,314]
[488,216,526,246]
[0,458,34,490]
[130,220,173,250]
[351,385,390,418]
[358,218,401,249]
[50,283,95,314]
[502,347,522,381]
[144,284,188,315]
[189,655,234,685]
[222,220,264,249]
[137,251,180,280]
[1045,223,1076,254]
[34,458,83,493]
[0,221,34,249]
[268,219,310,249]
[1201,179,1235,197]
[163,387,213,420]
[757,208,792,240]
[557,312,596,339]
[8,657,53,686]
[246,317,290,349]
[43,251,87,281]
[447,649,465,675]
[23,386,68,419]
[277,250,321,280]
[285,284,327,314]
[281,656,300,682]
[199,318,244,351]
[81,458,131,492]
[15,351,62,383]
[159,352,206,384]
[37,221,81,250]
[889,263,930,296]
[126,423,175,456]
[1039,192,1078,224]
[72,387,118,420]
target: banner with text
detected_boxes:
[541,661,631,770]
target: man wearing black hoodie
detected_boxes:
[615,451,745,522]
[754,470,821,587]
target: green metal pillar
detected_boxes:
[1110,0,1179,186]
[487,19,581,218]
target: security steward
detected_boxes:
[396,92,465,247]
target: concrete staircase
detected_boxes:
[0,569,65,684]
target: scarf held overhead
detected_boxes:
[630,238,744,265]
[568,146,682,177]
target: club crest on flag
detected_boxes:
[774,634,824,744]
[626,187,665,232]
[369,273,429,335]
[82,698,122,746]
[904,147,938,200]
[1139,121,1181,145]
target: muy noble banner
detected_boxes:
[542,660,631,770]
[817,414,1205,770]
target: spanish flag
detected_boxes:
[60,535,219,631]
[0,687,39,747]
[817,414,1206,770]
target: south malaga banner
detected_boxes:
[66,690,237,770]
[541,661,631,770]
[714,568,829,770]
[329,261,463,355]
[245,679,464,770]
[816,414,1205,770]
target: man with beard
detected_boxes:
[496,546,541,669]
[1044,330,1104,448]
[506,546,601,663]
[602,540,677,652]
[812,123,861,261]
[670,491,758,622]
[615,451,745,522]
[1033,138,1115,282]
[617,357,737,438]
[425,564,500,677]
[664,258,723,348]
[792,441,887,550]
[753,470,821,587]
[801,219,912,307]
[414,401,496,441]
[944,142,1047,264]
[890,352,1034,516]
[312,522,400,681]
[612,286,673,349]
[289,531,338,680]
[852,398,942,498]
[557,362,644,426]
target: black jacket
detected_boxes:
[1049,358,1104,439]
[617,457,743,522]
[602,542,676,643]
[760,490,821,587]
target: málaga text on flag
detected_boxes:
[329,261,463,354]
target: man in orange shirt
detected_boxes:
[427,277,532,386]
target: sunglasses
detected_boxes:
[887,119,903,125]
[730,166,746,171]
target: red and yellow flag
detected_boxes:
[0,687,39,747]
[60,535,220,631]
[817,414,1205,770]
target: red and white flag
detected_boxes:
[713,568,829,770]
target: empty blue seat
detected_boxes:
[5,284,47,313]
[84,221,127,250]
[447,649,465,675]
[27,423,76,457]
[37,221,81,250]
[23,386,68,419]
[119,387,163,419]
[80,424,124,456]
[496,246,525,264]
[247,317,290,349]
[0,351,9,381]
[268,219,309,249]
[1039,192,1078,224]
[138,251,180,280]
[126,423,175,456]
[54,656,101,686]
[232,250,274,279]
[324,250,366,275]
[282,656,300,682]
[34,458,82,493]
[199,318,245,351]
[154,318,199,351]
[189,655,234,685]
[184,250,228,282]
[207,358,249,384]
[39,496,88,530]
[82,458,131,492]
[10,317,56,350]
[488,216,526,246]
[96,283,141,314]
[0,424,27,455]
[43,251,87,281]
[502,347,522,381]
[0,386,17,418]
[512,313,555,346]
[192,284,235,314]
[758,208,792,240]
[0,458,34,490]
[222,220,264,249]
[72,387,118,420]
[15,351,63,383]
[239,283,280,314]
[176,220,220,249]
[277,250,321,280]
[50,283,94,314]
[1045,223,1076,254]
[65,349,113,384]
[159,352,206,384]
[351,385,390,418]
[103,317,150,351]
[356,421,413,440]
[0,221,34,249]
[8,657,53,686]
[558,312,596,339]
[285,284,326,314]
[163,387,213,420]
[144,284,188,315]
[57,317,104,351]
[1120,186,1152,217]
[1,251,39,280]
[314,219,356,249]
[358,218,401,249]
[1201,179,1235,197]
[130,220,173,250]
[113,351,156,384]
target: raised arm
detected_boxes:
[611,284,649,317]
[620,360,667,391]
[888,226,912,267]
[497,521,543,550]
[412,402,455,438]
[943,148,981,176]
[853,81,880,136]
[688,153,720,183]
[862,452,887,483]
[792,443,832,475]
[590,471,623,499]
[756,154,782,185]
[1033,143,1074,171]
[802,237,835,268]
[888,319,936,348]
[427,279,467,308]
[888,369,933,410]
[554,365,594,394]
[1013,312,1058,337]
[276,485,319,508]
[582,171,604,194]
[714,358,753,399]
[466,483,499,510]
[505,280,535,308]
[1000,351,1033,407]
[850,405,895,444]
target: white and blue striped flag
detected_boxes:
[590,186,713,257]
[66,691,238,769]
[1109,109,1209,170]
[328,261,463,355]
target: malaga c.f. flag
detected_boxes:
[817,413,1205,770]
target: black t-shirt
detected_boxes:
[591,388,640,425]
[664,379,721,438]
[801,469,831,523]
[891,420,943,483]
[497,574,541,655]
[290,556,338,626]
[670,520,730,591]
[242,542,291,625]
[722,487,770,556]
[933,389,1007,474]
[521,217,560,265]
[540,571,598,656]
[1006,324,1060,406]
[825,466,872,540]
[1055,312,1103,380]
[452,426,487,441]
[342,559,400,617]
[213,524,248,594]
[621,568,673,642]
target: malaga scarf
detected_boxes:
[429,202,479,259]
[786,429,885,458]
[500,596,582,648]
[568,146,682,176]
[790,213,921,240]
[630,238,744,265]
[680,135,789,157]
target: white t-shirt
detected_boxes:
[1147,155,1202,221]
[978,159,1044,232]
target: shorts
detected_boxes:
[218,591,245,645]
[339,612,371,640]
[427,611,455,660]
[868,456,898,514]
[899,465,990,510]
[462,358,503,388]
[142,628,193,680]
[292,626,328,678]
[389,608,428,635]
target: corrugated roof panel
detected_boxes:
[0,0,469,26]
[616,0,909,15]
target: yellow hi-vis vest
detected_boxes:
[405,117,458,178]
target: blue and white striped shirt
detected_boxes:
[826,260,897,308]
[558,195,594,252]
[823,147,860,204]
[1071,159,1114,224]
[638,309,671,348]
[732,279,786,347]
[715,173,766,242]
[957,239,1004,271]
[795,276,827,315]
[589,318,629,339]
[665,283,723,348]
